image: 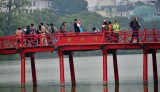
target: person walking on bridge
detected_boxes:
[113,20,120,43]
[60,22,67,33]
[74,19,80,33]
[130,16,140,43]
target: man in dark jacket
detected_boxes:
[130,16,140,43]
[74,19,80,32]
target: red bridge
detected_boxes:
[0,29,159,87]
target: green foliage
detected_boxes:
[0,0,30,35]
[135,1,146,6]
[0,54,19,61]
[134,5,155,17]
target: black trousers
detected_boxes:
[130,30,139,42]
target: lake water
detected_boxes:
[0,53,160,92]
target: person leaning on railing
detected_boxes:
[113,20,120,43]
[16,26,23,46]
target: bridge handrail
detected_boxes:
[0,30,160,49]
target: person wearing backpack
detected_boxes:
[130,16,140,43]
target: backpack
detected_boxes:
[51,26,55,33]
[130,21,133,28]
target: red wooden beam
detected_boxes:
[58,51,65,86]
[20,52,26,87]
[31,54,37,86]
[102,50,108,85]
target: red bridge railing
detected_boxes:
[0,29,160,49]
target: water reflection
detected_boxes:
[33,87,37,92]
[143,83,158,92]
[21,87,37,92]
[21,87,26,92]
[19,83,159,92]
[103,84,119,92]
[154,84,158,92]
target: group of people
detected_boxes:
[15,18,83,45]
[16,23,58,45]
[101,16,140,43]
[101,20,120,42]
[15,17,141,46]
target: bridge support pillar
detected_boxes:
[69,52,76,85]
[151,50,158,83]
[143,50,148,84]
[113,50,119,84]
[58,51,65,86]
[20,53,26,88]
[102,50,108,85]
[31,53,37,86]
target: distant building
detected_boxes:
[96,0,116,6]
[23,0,52,13]
[153,0,160,16]
[0,0,52,13]
[94,4,134,18]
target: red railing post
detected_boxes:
[143,28,147,43]
[40,34,43,46]
[152,28,157,42]
[102,50,108,85]
[124,31,126,43]
[20,52,26,87]
[21,34,24,47]
[2,37,4,49]
[102,31,105,44]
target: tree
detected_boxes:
[134,5,156,17]
[0,0,30,35]
[51,0,88,15]
[135,1,146,6]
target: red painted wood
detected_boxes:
[58,51,65,86]
[31,54,37,86]
[102,50,107,85]
[152,50,158,83]
[69,53,76,85]
[143,50,148,84]
[113,51,119,84]
[0,30,160,86]
[20,53,26,87]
